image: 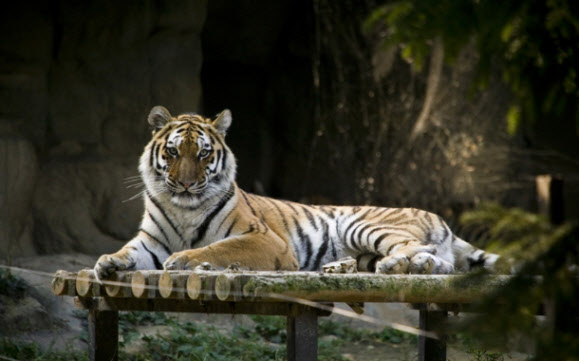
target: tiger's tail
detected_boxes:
[452,237,502,272]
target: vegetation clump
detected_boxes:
[457,203,579,360]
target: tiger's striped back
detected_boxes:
[224,193,498,273]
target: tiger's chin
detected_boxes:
[170,191,203,209]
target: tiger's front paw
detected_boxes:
[409,253,455,274]
[94,253,135,282]
[163,251,202,271]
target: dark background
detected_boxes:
[1,0,577,261]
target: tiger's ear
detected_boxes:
[148,106,172,130]
[212,109,232,135]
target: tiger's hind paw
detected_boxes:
[163,251,201,271]
[409,253,454,274]
[375,255,410,274]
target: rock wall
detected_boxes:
[0,1,207,259]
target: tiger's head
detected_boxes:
[140,106,236,209]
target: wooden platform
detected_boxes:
[52,269,511,361]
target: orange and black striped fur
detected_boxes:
[94,106,499,280]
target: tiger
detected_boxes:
[94,105,500,281]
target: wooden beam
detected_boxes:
[54,270,513,304]
[76,296,331,316]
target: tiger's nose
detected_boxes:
[179,181,193,189]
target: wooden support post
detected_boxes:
[536,174,575,357]
[418,306,447,361]
[88,309,119,361]
[536,174,564,225]
[287,305,318,361]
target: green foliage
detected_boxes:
[318,319,416,345]
[118,311,170,348]
[250,315,287,343]
[128,320,285,361]
[117,313,417,361]
[458,203,579,360]
[460,202,575,267]
[364,0,579,136]
[0,338,87,361]
[0,269,27,299]
[467,347,510,361]
[115,313,349,361]
[0,307,514,360]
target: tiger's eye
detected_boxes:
[167,147,178,157]
[199,149,210,158]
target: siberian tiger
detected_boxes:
[94,106,499,280]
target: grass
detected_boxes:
[121,313,284,361]
[118,313,420,361]
[120,313,348,361]
[0,338,87,361]
[0,309,520,361]
[0,310,417,361]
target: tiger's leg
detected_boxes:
[408,252,455,274]
[356,251,452,274]
[368,233,439,274]
[163,233,299,271]
[353,222,454,274]
[374,244,456,274]
[94,231,171,281]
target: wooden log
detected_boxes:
[75,269,93,297]
[215,274,234,301]
[186,273,203,299]
[158,271,175,298]
[51,270,77,296]
[200,272,217,301]
[170,270,225,301]
[215,273,260,302]
[131,270,165,299]
[131,271,148,298]
[146,273,162,298]
[104,272,133,298]
[76,269,104,297]
[158,271,188,298]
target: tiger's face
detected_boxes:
[140,106,236,209]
